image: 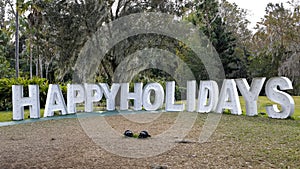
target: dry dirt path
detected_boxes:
[0,113,299,168]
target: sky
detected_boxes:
[226,0,289,29]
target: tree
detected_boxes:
[186,0,238,78]
[32,0,108,81]
[0,1,5,29]
[0,1,15,78]
[252,1,300,94]
[220,0,252,78]
[0,30,15,78]
[3,0,30,78]
[99,0,192,83]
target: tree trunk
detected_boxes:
[35,59,38,77]
[15,3,19,78]
[29,39,33,79]
[39,55,43,78]
[45,64,49,80]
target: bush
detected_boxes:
[131,74,184,100]
[0,78,67,111]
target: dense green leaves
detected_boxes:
[0,0,299,94]
[0,77,69,111]
[252,1,300,94]
[0,78,48,110]
[187,0,238,78]
[0,29,14,78]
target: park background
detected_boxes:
[0,0,299,119]
[0,1,300,168]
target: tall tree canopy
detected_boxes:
[252,1,300,94]
[0,0,299,94]
[187,0,240,78]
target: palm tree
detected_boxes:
[15,0,19,78]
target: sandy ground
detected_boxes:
[0,112,299,169]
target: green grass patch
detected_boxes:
[0,96,299,122]
[0,109,45,122]
[239,96,300,120]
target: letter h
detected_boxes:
[12,85,40,120]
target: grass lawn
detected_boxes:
[0,96,299,122]
[0,109,45,122]
[239,96,300,120]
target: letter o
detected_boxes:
[142,83,164,111]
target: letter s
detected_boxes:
[265,77,295,119]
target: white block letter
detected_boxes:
[235,78,266,116]
[120,83,143,110]
[100,83,120,111]
[67,84,85,114]
[216,79,242,115]
[44,84,67,117]
[142,83,164,111]
[197,81,219,113]
[166,81,185,112]
[186,81,196,112]
[84,84,103,112]
[12,85,40,120]
[265,77,295,119]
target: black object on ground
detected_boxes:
[124,130,133,137]
[138,131,151,138]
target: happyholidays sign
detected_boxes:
[12,77,295,120]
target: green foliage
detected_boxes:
[220,0,252,78]
[0,30,14,78]
[32,0,108,81]
[0,56,14,78]
[0,77,67,111]
[0,0,299,95]
[132,70,183,100]
[186,0,238,78]
[133,133,139,138]
[251,2,300,95]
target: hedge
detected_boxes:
[0,78,67,111]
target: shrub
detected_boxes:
[0,78,67,111]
